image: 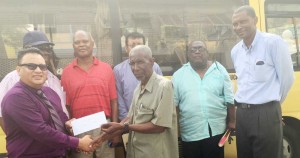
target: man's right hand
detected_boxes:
[65,118,76,135]
[101,122,124,134]
[78,135,93,152]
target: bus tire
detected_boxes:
[283,125,300,158]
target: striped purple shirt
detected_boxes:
[1,82,78,158]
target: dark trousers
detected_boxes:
[182,132,224,158]
[236,101,283,158]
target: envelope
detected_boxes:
[71,111,107,136]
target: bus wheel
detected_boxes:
[283,125,300,158]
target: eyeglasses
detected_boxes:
[190,47,207,53]
[19,63,48,71]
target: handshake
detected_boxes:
[75,133,106,153]
[66,119,127,153]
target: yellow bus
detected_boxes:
[0,0,299,158]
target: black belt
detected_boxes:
[235,101,276,109]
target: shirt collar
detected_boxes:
[138,72,156,94]
[242,30,261,51]
[72,56,99,68]
[184,62,192,69]
[125,59,130,65]
[185,61,217,76]
[19,81,41,94]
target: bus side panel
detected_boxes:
[282,71,300,120]
[249,0,266,32]
[0,128,6,154]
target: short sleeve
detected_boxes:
[151,80,174,128]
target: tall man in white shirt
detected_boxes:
[231,6,294,158]
[0,31,68,130]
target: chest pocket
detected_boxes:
[134,104,154,124]
[253,60,272,82]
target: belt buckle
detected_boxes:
[241,103,251,108]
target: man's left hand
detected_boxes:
[227,121,235,132]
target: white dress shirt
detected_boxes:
[231,30,294,104]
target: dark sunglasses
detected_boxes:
[19,63,48,71]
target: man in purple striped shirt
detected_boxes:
[1,48,93,158]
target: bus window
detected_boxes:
[296,18,300,67]
[266,17,299,66]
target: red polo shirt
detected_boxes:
[61,57,117,118]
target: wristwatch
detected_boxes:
[123,122,130,133]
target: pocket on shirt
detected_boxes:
[253,61,269,82]
[135,106,154,123]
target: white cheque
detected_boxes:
[71,111,107,136]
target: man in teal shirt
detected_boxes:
[172,40,235,158]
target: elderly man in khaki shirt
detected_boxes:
[98,45,179,158]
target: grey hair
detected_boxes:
[234,5,257,18]
[129,45,152,58]
[73,30,94,42]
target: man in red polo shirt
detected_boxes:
[61,30,118,158]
